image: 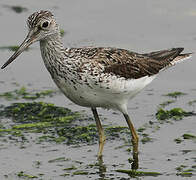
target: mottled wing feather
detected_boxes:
[64,47,186,79]
[97,48,172,79]
[103,56,166,79]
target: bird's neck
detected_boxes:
[39,33,67,80]
[40,33,64,67]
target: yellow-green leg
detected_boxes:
[91,108,106,159]
[123,113,139,170]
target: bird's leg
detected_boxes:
[91,108,106,160]
[123,113,139,170]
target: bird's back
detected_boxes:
[63,47,191,79]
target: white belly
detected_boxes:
[53,74,157,113]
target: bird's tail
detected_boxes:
[170,51,192,66]
[143,47,192,66]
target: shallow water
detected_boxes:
[0,0,196,179]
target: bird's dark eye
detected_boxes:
[42,21,49,28]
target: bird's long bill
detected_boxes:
[1,32,35,69]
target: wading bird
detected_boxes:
[1,10,191,169]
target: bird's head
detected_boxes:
[1,10,59,69]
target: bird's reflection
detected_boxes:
[96,156,107,179]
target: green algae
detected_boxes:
[63,165,77,171]
[192,165,196,169]
[17,171,37,179]
[0,45,20,51]
[12,122,52,130]
[116,169,162,177]
[0,128,15,133]
[57,125,131,145]
[159,100,175,107]
[53,136,68,143]
[11,6,27,13]
[33,161,41,169]
[0,102,132,145]
[137,127,146,133]
[176,172,193,177]
[0,45,31,52]
[60,29,66,37]
[0,102,79,144]
[141,134,153,144]
[164,91,187,98]
[176,165,195,177]
[174,138,183,144]
[183,133,196,140]
[5,5,28,13]
[22,90,55,100]
[73,170,88,175]
[0,102,74,123]
[57,124,97,144]
[0,123,4,129]
[60,173,70,177]
[0,87,56,101]
[48,157,70,163]
[0,91,16,100]
[156,108,195,121]
[188,100,196,106]
[105,126,128,138]
[176,165,187,171]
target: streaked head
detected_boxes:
[1,10,59,69]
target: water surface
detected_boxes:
[0,0,196,179]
